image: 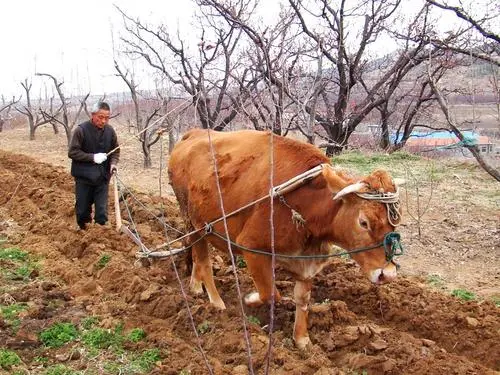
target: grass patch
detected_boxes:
[0,303,28,320]
[40,322,79,348]
[332,150,420,174]
[44,364,81,375]
[96,254,111,269]
[0,245,40,282]
[129,348,161,373]
[0,349,21,370]
[451,289,476,301]
[236,255,247,268]
[0,247,28,261]
[197,321,211,335]
[12,263,39,280]
[103,348,162,374]
[490,296,500,307]
[247,315,261,325]
[426,274,445,288]
[80,316,100,330]
[1,302,28,333]
[127,328,147,342]
[82,327,124,350]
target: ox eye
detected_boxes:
[359,218,369,230]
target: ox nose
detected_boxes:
[370,265,397,284]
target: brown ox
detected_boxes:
[168,129,402,348]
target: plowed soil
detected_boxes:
[0,126,499,375]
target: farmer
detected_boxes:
[68,101,120,230]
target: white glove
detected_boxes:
[93,153,107,164]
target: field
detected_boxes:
[0,125,499,374]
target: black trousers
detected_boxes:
[75,179,109,228]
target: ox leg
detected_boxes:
[243,254,281,307]
[293,279,312,349]
[190,239,226,310]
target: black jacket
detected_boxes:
[68,121,120,185]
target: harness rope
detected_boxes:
[356,189,402,227]
[120,164,403,263]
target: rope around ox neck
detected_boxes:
[356,188,402,227]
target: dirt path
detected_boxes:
[1,143,499,373]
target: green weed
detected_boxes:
[103,348,162,374]
[332,151,419,174]
[96,254,111,269]
[196,321,211,335]
[43,364,81,375]
[0,349,21,370]
[81,316,100,330]
[13,263,38,280]
[34,356,49,364]
[40,322,79,348]
[247,315,261,325]
[451,289,476,301]
[127,328,147,342]
[82,327,123,350]
[0,247,28,261]
[427,274,445,288]
[236,255,247,268]
[490,296,500,307]
[0,303,28,320]
[129,348,161,372]
[82,328,120,349]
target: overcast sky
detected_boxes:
[0,0,200,98]
[0,0,490,101]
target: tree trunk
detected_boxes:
[464,144,500,181]
[325,144,343,156]
[29,118,35,140]
[168,130,175,154]
[142,140,152,168]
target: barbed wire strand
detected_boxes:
[193,86,256,374]
[157,135,215,374]
[117,140,215,374]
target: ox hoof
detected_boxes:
[210,299,226,310]
[295,336,312,350]
[244,292,264,307]
[189,279,204,295]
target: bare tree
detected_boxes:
[201,0,452,155]
[422,0,500,181]
[426,0,500,45]
[35,72,89,144]
[488,63,500,122]
[114,60,166,168]
[117,5,261,131]
[376,62,450,151]
[428,68,500,181]
[0,96,20,132]
[17,79,52,140]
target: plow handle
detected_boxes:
[113,173,122,232]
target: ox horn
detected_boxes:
[393,178,406,186]
[333,182,367,200]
